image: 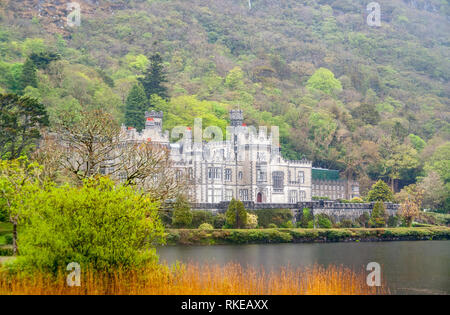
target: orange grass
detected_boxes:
[0,262,389,295]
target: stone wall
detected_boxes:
[191,200,400,222]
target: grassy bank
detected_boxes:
[166,227,450,246]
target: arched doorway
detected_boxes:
[257,192,263,203]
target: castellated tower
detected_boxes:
[229,109,244,127]
[145,110,164,131]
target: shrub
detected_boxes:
[281,220,294,228]
[225,199,247,229]
[387,215,399,227]
[316,214,332,229]
[245,213,258,229]
[369,201,387,228]
[339,219,353,228]
[367,180,394,202]
[13,177,165,272]
[191,210,213,228]
[357,212,370,228]
[198,223,214,231]
[213,214,226,229]
[268,223,277,229]
[171,195,193,228]
[350,197,364,203]
[297,208,313,228]
[250,209,292,228]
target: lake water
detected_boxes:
[157,241,450,295]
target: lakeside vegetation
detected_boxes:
[166,227,450,246]
[0,262,387,295]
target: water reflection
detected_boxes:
[157,241,450,295]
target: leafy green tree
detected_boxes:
[171,195,193,228]
[225,67,245,90]
[19,58,38,92]
[384,144,420,191]
[424,142,450,183]
[306,68,342,95]
[419,171,447,211]
[138,53,169,101]
[351,103,380,125]
[367,180,394,202]
[29,51,61,69]
[0,94,49,159]
[369,201,387,228]
[124,83,148,130]
[408,134,426,152]
[0,157,43,255]
[15,177,164,272]
[225,198,247,229]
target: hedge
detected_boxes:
[165,227,450,245]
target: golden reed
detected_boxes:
[0,263,389,295]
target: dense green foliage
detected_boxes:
[171,195,193,228]
[316,214,333,229]
[138,53,169,101]
[0,94,49,159]
[297,208,314,228]
[367,180,395,202]
[13,177,165,272]
[192,210,214,228]
[369,201,388,227]
[249,209,293,228]
[225,198,248,228]
[124,83,148,131]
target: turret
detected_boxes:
[145,110,164,130]
[229,109,244,127]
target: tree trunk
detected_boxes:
[12,222,18,256]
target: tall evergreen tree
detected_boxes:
[19,58,38,92]
[171,195,193,228]
[225,198,248,229]
[367,180,394,202]
[0,94,49,159]
[369,201,387,228]
[138,53,169,102]
[124,84,148,131]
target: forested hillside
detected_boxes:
[0,0,448,200]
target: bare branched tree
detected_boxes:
[110,141,189,202]
[35,109,189,201]
[54,109,121,181]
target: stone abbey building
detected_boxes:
[123,110,359,204]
